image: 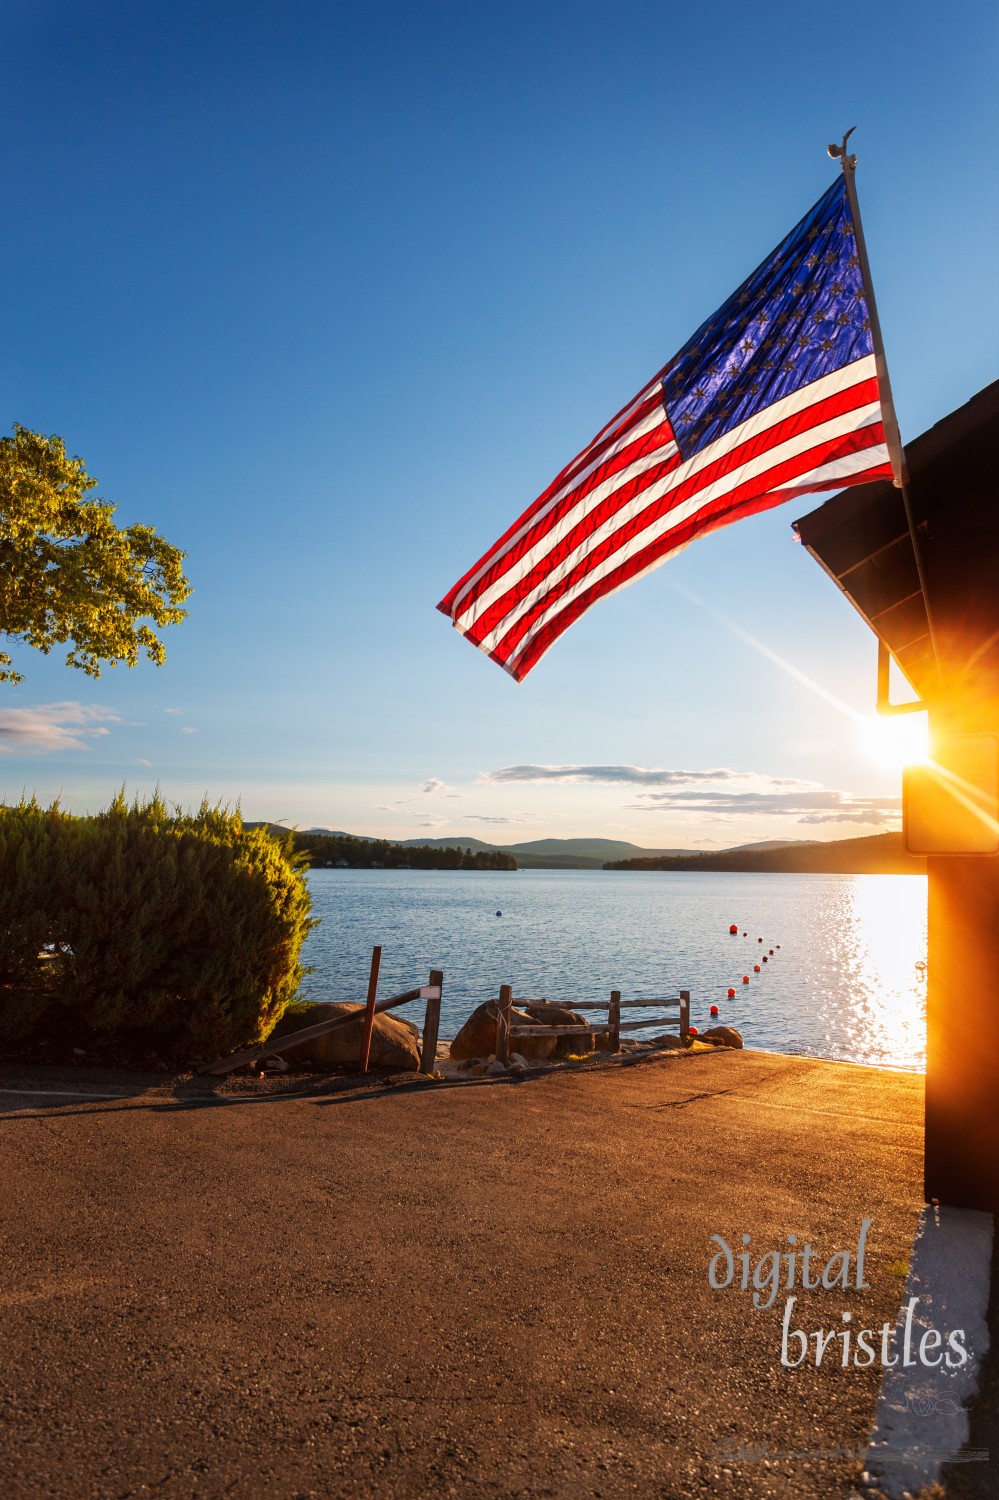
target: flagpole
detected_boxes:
[830,128,941,682]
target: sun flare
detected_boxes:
[859,712,930,770]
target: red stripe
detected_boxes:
[465,376,881,648]
[464,444,683,645]
[504,431,892,680]
[437,375,667,616]
[456,421,678,637]
[496,420,890,676]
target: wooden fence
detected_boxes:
[495,986,691,1064]
[198,946,443,1077]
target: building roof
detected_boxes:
[793,380,999,706]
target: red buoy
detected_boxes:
[762,955,768,963]
[758,937,763,943]
[742,931,747,936]
[769,949,774,955]
[727,988,736,998]
[776,944,781,949]
[754,964,761,972]
[710,1004,719,1016]
[729,924,738,934]
[742,975,750,983]
[689,1025,698,1035]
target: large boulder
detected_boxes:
[698,1025,744,1049]
[524,1003,593,1057]
[450,1000,556,1061]
[267,1002,421,1071]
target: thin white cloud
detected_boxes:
[480,764,818,790]
[180,726,198,735]
[163,707,183,716]
[135,758,153,767]
[421,777,446,795]
[0,702,122,755]
[629,788,901,827]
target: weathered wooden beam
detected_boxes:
[419,969,443,1075]
[609,990,621,1053]
[521,998,683,1011]
[357,945,382,1072]
[496,985,513,1064]
[197,986,425,1076]
[617,997,683,1009]
[509,1024,612,1038]
[616,1018,682,1034]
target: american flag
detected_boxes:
[437,176,895,682]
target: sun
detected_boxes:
[858,712,930,770]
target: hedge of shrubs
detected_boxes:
[0,793,315,1064]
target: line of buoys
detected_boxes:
[724,927,783,1003]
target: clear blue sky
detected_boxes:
[1,0,996,847]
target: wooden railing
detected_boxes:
[495,985,691,1063]
[198,947,443,1077]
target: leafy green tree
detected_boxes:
[0,425,191,684]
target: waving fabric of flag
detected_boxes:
[437,176,895,682]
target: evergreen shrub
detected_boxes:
[0,793,315,1062]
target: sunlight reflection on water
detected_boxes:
[300,869,927,1071]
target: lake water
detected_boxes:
[300,868,928,1072]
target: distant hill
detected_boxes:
[604,832,923,875]
[399,836,499,853]
[399,834,692,869]
[726,839,819,853]
[248,825,917,874]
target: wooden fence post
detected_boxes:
[496,984,513,1064]
[609,990,621,1053]
[680,990,690,1041]
[358,945,382,1071]
[420,969,443,1075]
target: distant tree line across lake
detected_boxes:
[603,832,925,875]
[282,830,517,871]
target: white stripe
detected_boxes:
[459,355,878,634]
[455,428,680,628]
[777,442,891,491]
[452,403,672,618]
[470,368,881,651]
[546,407,675,523]
[587,373,663,449]
[504,429,889,674]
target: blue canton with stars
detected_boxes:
[661,177,873,460]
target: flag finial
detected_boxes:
[827,126,857,169]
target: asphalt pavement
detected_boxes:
[0,1048,985,1499]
